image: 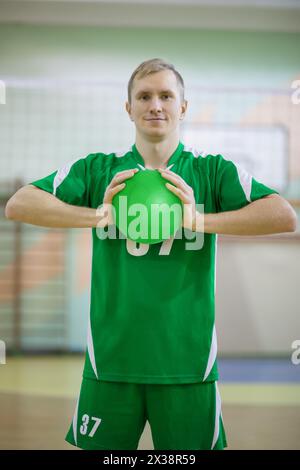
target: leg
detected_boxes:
[145,381,227,450]
[65,377,147,450]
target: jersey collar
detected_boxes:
[131,141,184,170]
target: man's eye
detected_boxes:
[141,95,150,100]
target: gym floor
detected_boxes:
[0,356,299,450]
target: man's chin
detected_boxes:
[143,128,167,138]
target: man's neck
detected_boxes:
[135,135,180,170]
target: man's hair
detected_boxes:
[127,58,185,104]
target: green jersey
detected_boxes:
[30,142,278,384]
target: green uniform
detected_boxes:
[30,141,278,449]
[65,378,227,450]
[30,141,278,385]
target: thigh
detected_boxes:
[145,381,227,450]
[65,377,146,450]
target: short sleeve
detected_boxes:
[29,157,90,207]
[214,154,279,213]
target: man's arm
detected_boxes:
[5,185,101,228]
[5,169,138,229]
[193,194,298,235]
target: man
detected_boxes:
[5,58,297,450]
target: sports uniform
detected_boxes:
[30,141,278,449]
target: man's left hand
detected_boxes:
[158,168,198,231]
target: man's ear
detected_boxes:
[180,99,188,120]
[125,101,134,121]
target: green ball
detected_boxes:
[112,169,183,244]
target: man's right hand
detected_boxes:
[96,168,139,227]
[4,168,139,229]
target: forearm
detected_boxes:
[193,196,297,235]
[5,185,101,228]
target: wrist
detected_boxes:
[95,205,109,228]
[192,210,204,233]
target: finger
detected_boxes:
[159,170,178,181]
[161,169,190,189]
[104,183,126,203]
[114,169,138,184]
[160,170,190,191]
[116,169,139,179]
[116,168,139,178]
[159,168,187,184]
[159,167,184,181]
[110,182,126,195]
[165,183,190,204]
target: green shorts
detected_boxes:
[65,377,227,450]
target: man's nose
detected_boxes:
[149,97,163,113]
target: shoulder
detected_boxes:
[182,144,225,162]
[84,147,131,163]
[82,147,133,173]
[181,144,226,173]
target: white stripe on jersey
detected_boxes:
[214,235,218,296]
[53,158,81,196]
[87,313,99,380]
[72,395,80,447]
[166,163,174,171]
[184,146,253,202]
[183,146,207,158]
[211,382,222,450]
[203,231,218,381]
[203,324,217,381]
[221,154,253,202]
[136,163,175,171]
[234,162,253,202]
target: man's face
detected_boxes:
[126,70,187,140]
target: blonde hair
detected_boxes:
[127,58,185,104]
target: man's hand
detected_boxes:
[97,168,139,227]
[158,168,199,231]
[157,170,297,236]
[203,194,297,235]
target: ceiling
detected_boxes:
[0,0,300,32]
